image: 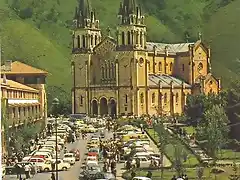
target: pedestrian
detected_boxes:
[146,171,152,178]
[51,172,55,180]
[24,164,30,179]
[16,163,22,178]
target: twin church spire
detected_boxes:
[72,0,146,52]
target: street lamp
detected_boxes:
[52,98,59,180]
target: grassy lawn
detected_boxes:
[147,129,199,167]
[184,126,196,135]
[217,149,240,160]
[128,167,235,180]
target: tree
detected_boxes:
[196,105,229,158]
[185,93,226,126]
[225,80,240,140]
[155,123,168,179]
[173,145,184,176]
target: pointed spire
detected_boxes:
[74,7,78,19]
[118,2,123,15]
[78,0,91,19]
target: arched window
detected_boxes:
[164,93,167,103]
[108,61,111,79]
[159,62,162,71]
[105,63,108,79]
[175,93,179,103]
[136,32,139,44]
[77,35,80,48]
[80,96,83,105]
[127,31,131,45]
[101,66,104,79]
[152,93,155,104]
[82,35,85,48]
[121,32,125,45]
[125,94,128,103]
[140,93,144,104]
[112,63,115,78]
[170,62,173,72]
[95,35,98,45]
[148,62,151,71]
[140,32,143,46]
[91,35,93,46]
[182,64,185,72]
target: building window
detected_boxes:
[140,32,143,46]
[148,62,151,71]
[105,63,108,79]
[77,35,80,48]
[95,35,98,45]
[136,32,139,44]
[140,93,144,104]
[121,32,125,45]
[170,62,173,72]
[91,35,93,46]
[82,35,86,48]
[175,93,179,103]
[125,107,128,111]
[127,31,131,45]
[125,95,128,104]
[112,63,115,78]
[182,64,185,72]
[164,93,167,103]
[152,93,155,104]
[159,62,162,72]
[101,66,104,79]
[80,96,83,105]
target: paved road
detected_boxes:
[4,130,113,180]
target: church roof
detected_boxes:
[1,61,48,75]
[148,74,191,88]
[146,42,194,54]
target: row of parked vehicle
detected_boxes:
[4,119,81,177]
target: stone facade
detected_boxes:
[71,0,221,117]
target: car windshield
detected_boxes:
[64,155,73,158]
[89,149,98,152]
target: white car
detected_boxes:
[51,159,71,171]
[63,153,76,165]
[86,160,98,166]
[86,156,98,162]
[133,177,152,180]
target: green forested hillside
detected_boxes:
[0,0,239,109]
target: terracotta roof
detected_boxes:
[1,78,39,92]
[1,61,48,75]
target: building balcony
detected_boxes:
[8,99,39,104]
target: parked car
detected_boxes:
[63,153,76,165]
[69,148,81,161]
[50,159,71,171]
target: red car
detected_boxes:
[69,148,80,161]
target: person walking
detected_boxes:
[51,172,56,180]
[24,164,30,179]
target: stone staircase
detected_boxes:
[167,128,213,163]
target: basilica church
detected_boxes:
[71,0,221,117]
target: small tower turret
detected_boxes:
[72,0,101,53]
[116,0,146,51]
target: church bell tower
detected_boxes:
[72,0,101,53]
[117,0,147,51]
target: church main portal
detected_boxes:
[91,97,117,117]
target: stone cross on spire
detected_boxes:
[106,26,111,36]
[198,32,202,41]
